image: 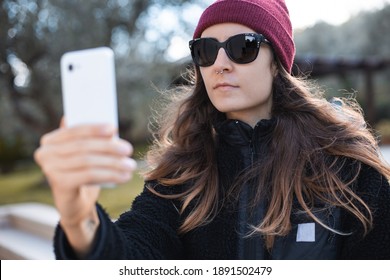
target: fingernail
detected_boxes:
[122,158,137,170]
[100,125,115,135]
[117,143,131,155]
[120,172,131,181]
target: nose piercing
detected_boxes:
[215,70,224,74]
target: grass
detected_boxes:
[0,163,145,220]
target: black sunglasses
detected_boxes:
[189,33,270,67]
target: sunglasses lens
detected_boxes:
[191,39,218,67]
[190,34,262,66]
[228,34,259,64]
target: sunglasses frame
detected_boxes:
[189,33,270,67]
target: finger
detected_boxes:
[49,168,133,190]
[41,124,117,145]
[35,140,136,182]
[51,154,137,174]
[34,137,133,168]
[53,138,133,157]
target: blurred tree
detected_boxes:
[0,0,204,173]
[294,4,390,123]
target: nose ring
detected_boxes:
[215,70,224,74]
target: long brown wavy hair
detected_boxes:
[144,59,390,249]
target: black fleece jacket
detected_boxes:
[54,119,390,259]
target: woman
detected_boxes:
[34,0,390,259]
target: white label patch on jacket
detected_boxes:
[296,223,315,242]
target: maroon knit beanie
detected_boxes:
[193,0,295,73]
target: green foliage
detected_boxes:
[294,4,390,123]
[0,166,47,204]
[0,0,199,173]
[0,136,28,174]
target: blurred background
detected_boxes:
[0,0,390,259]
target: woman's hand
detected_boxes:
[34,122,137,257]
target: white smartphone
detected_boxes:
[60,47,118,129]
[60,47,119,188]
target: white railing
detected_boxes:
[0,203,59,260]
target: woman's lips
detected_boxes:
[213,82,238,90]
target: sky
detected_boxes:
[286,0,390,29]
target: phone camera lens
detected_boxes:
[68,64,73,71]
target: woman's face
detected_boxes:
[200,23,276,127]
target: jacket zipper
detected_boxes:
[234,120,257,165]
[250,122,260,166]
[235,121,266,259]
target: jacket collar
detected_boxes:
[214,115,276,146]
